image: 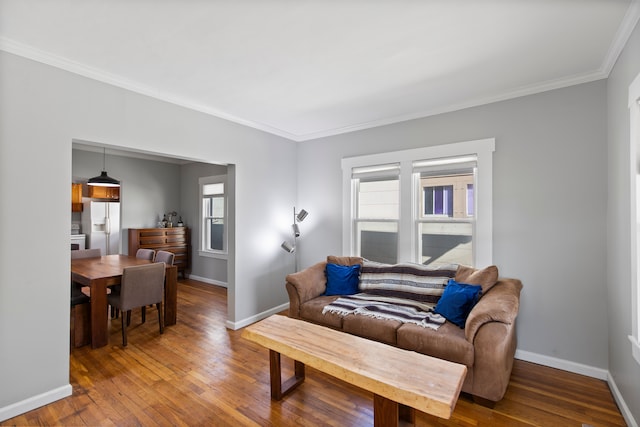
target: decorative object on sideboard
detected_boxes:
[167,211,177,227]
[87,147,120,188]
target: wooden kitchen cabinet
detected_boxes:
[89,185,120,200]
[128,227,190,277]
[72,183,83,212]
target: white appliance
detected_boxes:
[70,234,86,250]
[82,200,121,255]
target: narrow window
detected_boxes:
[200,175,227,255]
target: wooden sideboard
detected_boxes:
[128,227,190,277]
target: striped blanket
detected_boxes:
[321,293,446,330]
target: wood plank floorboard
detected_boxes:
[2,278,627,426]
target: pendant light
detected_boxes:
[87,148,120,187]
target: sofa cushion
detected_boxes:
[342,314,402,345]
[327,255,364,266]
[300,296,344,329]
[455,264,499,295]
[434,279,482,328]
[397,322,475,367]
[359,261,457,303]
[324,263,361,296]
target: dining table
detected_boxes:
[71,254,178,348]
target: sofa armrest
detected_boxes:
[465,278,523,343]
[285,261,328,318]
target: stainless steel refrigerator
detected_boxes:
[82,200,121,255]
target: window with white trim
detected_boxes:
[200,175,227,255]
[342,139,494,267]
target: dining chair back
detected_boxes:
[136,248,156,261]
[71,248,101,259]
[155,250,175,266]
[107,262,165,346]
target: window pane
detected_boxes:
[424,185,454,216]
[419,222,472,266]
[209,219,224,250]
[467,184,474,216]
[203,183,224,196]
[202,195,225,252]
[211,196,224,217]
[357,221,398,264]
[358,178,399,220]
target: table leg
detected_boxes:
[90,278,109,349]
[164,265,178,326]
[269,350,305,400]
[374,394,415,427]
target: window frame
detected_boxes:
[342,138,495,267]
[199,174,228,259]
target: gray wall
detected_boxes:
[72,150,228,284]
[180,161,229,284]
[0,50,296,416]
[2,19,639,425]
[72,149,182,252]
[298,81,609,371]
[607,18,640,423]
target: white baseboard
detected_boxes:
[186,274,227,288]
[225,302,290,330]
[515,349,609,380]
[515,349,637,427]
[0,384,72,422]
[607,372,639,427]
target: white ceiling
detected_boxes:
[1,1,639,142]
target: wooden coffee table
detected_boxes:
[242,315,466,426]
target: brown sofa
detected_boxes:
[285,256,523,406]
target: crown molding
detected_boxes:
[2,0,639,145]
[0,36,300,142]
[295,69,608,141]
[601,0,640,76]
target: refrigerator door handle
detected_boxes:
[105,217,111,235]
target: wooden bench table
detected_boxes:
[241,315,466,426]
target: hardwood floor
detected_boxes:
[3,279,627,426]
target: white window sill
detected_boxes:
[199,250,228,260]
[629,335,640,366]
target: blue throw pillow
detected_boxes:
[324,263,361,296]
[434,279,482,328]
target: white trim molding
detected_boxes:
[515,349,637,426]
[187,274,227,288]
[0,384,72,422]
[225,302,290,331]
[630,70,640,367]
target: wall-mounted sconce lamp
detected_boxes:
[281,207,309,270]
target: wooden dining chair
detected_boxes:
[140,250,175,322]
[154,250,174,266]
[71,248,101,259]
[136,248,156,261]
[111,248,155,319]
[107,262,165,347]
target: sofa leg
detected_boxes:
[472,396,497,408]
